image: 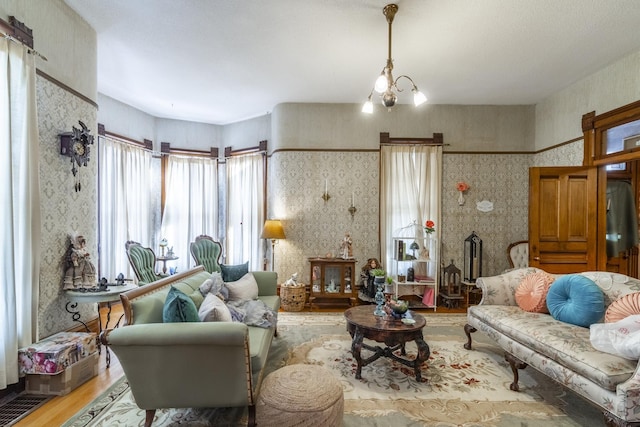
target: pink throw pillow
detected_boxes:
[515,271,555,313]
[605,292,640,323]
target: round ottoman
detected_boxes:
[256,364,344,427]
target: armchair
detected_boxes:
[507,240,529,269]
[190,235,222,273]
[125,240,164,285]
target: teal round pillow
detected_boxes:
[546,274,605,327]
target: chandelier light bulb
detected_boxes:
[374,74,388,93]
[413,89,427,106]
[362,98,374,114]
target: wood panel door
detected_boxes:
[529,166,600,273]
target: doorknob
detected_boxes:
[533,256,540,261]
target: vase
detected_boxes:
[458,191,465,206]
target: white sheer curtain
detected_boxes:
[226,153,264,269]
[161,155,218,272]
[380,145,442,271]
[0,38,41,389]
[99,137,154,281]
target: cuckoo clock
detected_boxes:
[60,120,94,192]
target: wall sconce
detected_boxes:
[456,181,470,206]
[261,219,286,271]
[322,179,331,203]
[348,192,357,218]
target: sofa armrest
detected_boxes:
[252,271,278,296]
[476,267,545,306]
[102,322,256,410]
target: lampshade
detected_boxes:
[261,220,286,240]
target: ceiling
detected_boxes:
[63,0,640,125]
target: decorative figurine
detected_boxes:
[338,231,353,259]
[283,272,299,287]
[63,234,97,290]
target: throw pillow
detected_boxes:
[221,262,249,282]
[226,273,259,302]
[163,286,200,323]
[198,292,232,322]
[546,274,605,328]
[515,271,555,313]
[605,292,640,323]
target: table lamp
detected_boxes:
[261,219,286,271]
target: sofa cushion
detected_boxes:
[198,293,232,322]
[226,273,259,302]
[163,286,200,323]
[547,274,605,327]
[605,292,640,323]
[221,262,249,282]
[515,271,555,313]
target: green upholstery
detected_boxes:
[125,241,164,285]
[190,235,222,273]
[102,266,280,427]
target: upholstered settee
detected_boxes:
[464,268,640,427]
[101,266,280,427]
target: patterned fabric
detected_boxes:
[470,268,640,424]
[18,332,97,375]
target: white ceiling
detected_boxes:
[64,0,640,125]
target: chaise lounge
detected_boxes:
[101,266,280,427]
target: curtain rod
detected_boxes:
[1,32,48,61]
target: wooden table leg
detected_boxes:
[351,326,365,379]
[413,335,431,382]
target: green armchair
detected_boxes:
[125,241,164,285]
[190,235,222,273]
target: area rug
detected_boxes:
[62,312,604,426]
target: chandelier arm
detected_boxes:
[394,74,419,92]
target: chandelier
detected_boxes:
[362,4,427,113]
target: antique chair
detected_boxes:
[507,240,529,269]
[125,241,164,285]
[190,235,223,273]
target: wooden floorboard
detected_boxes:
[14,301,467,426]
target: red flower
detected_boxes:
[424,220,435,234]
[456,182,470,192]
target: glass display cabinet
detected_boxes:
[308,257,356,309]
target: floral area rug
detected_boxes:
[62,312,604,427]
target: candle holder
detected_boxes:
[348,204,357,218]
[322,191,331,203]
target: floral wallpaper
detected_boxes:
[37,76,98,339]
[268,140,585,290]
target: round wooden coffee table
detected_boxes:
[344,305,430,381]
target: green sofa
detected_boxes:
[101,266,280,427]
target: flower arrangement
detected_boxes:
[424,220,435,234]
[456,181,470,192]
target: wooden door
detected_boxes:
[529,166,600,273]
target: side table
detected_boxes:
[157,255,179,274]
[65,283,138,367]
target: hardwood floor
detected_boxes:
[14,301,466,426]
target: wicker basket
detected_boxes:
[280,284,306,312]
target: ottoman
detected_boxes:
[257,364,344,427]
